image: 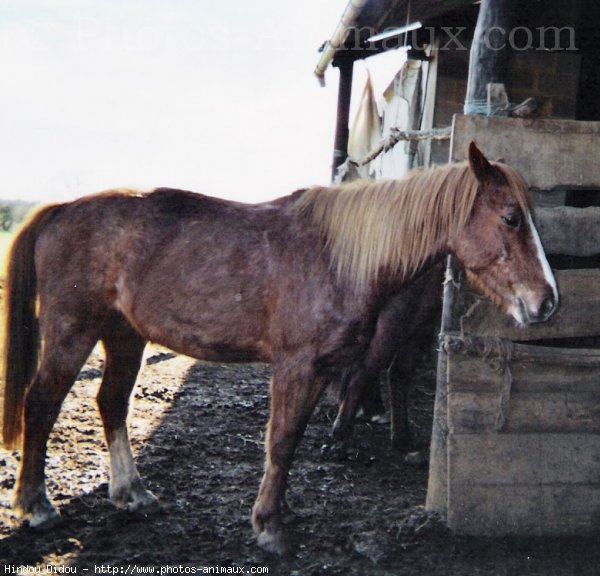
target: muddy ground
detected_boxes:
[1,346,599,575]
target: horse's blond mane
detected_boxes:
[297,161,530,291]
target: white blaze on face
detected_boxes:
[508,213,559,326]
[528,213,559,304]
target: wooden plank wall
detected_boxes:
[428,115,600,536]
[450,114,600,189]
[447,343,600,535]
[448,434,600,535]
[536,206,600,256]
[447,344,600,435]
[460,269,600,341]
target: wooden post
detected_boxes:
[331,58,354,181]
[426,256,461,513]
[464,0,512,114]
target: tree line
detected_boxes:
[0,201,38,232]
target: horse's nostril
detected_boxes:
[540,295,556,318]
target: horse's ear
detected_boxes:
[468,142,493,182]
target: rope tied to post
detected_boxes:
[440,333,514,431]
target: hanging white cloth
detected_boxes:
[375,59,423,179]
[347,71,381,179]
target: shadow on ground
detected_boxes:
[1,352,599,575]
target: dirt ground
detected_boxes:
[1,346,599,575]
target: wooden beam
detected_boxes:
[426,257,461,513]
[450,115,600,189]
[464,0,512,114]
[536,206,600,256]
[360,126,451,165]
[447,346,600,433]
[331,59,354,181]
[459,269,600,341]
[448,434,600,536]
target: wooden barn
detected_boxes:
[316,0,599,177]
[315,0,600,537]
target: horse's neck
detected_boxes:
[378,252,447,297]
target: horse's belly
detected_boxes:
[116,276,272,363]
[159,338,270,364]
[151,313,272,363]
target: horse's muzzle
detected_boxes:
[518,292,558,325]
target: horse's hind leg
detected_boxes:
[386,355,413,450]
[97,316,155,512]
[332,365,374,440]
[14,328,99,527]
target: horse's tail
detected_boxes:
[2,203,62,449]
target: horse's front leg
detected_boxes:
[252,364,326,555]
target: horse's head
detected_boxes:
[451,142,559,327]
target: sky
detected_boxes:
[0,0,353,203]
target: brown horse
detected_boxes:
[1,143,557,554]
[332,262,444,449]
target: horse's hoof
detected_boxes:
[370,412,390,425]
[403,450,428,466]
[128,489,160,512]
[320,440,356,462]
[129,495,162,517]
[111,479,159,514]
[26,502,62,529]
[256,528,288,555]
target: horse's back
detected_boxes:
[35,188,290,361]
[131,189,284,358]
[35,187,282,284]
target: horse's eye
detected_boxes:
[502,213,520,228]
